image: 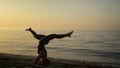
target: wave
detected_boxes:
[83,41,104,44]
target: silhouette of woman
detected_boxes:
[26,27,73,65]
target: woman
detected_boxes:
[26,27,73,65]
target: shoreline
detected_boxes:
[0,53,119,68]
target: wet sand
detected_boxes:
[0,53,119,68]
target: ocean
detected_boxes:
[0,30,120,65]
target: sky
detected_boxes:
[0,0,120,30]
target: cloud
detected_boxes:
[101,8,113,12]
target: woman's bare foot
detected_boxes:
[66,31,73,37]
[25,27,32,31]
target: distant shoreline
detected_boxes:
[0,53,119,68]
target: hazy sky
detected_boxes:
[0,0,120,30]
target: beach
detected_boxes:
[0,0,120,68]
[0,30,120,68]
[0,53,119,68]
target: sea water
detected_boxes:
[0,30,120,65]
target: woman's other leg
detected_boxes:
[45,31,73,40]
